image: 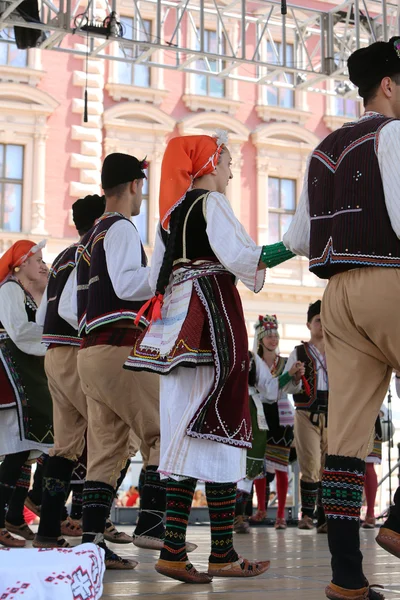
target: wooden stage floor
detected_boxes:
[101,525,400,600]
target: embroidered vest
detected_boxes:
[76,214,148,336]
[308,114,400,279]
[293,343,319,410]
[42,244,80,346]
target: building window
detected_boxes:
[265,41,294,108]
[0,28,27,67]
[116,17,151,88]
[268,177,296,244]
[0,144,24,232]
[132,167,149,244]
[333,82,359,118]
[194,29,225,98]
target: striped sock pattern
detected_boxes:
[82,480,115,544]
[206,481,239,564]
[159,477,197,563]
[300,479,319,518]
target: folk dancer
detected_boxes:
[286,300,328,532]
[124,132,295,582]
[0,240,53,547]
[69,154,168,568]
[283,37,400,600]
[33,194,106,549]
[235,315,303,532]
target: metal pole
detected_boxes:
[354,0,360,49]
[382,0,388,41]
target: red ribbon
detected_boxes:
[134,294,164,326]
[301,375,311,396]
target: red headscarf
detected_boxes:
[0,239,46,284]
[159,133,226,231]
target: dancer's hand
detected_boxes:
[292,362,305,383]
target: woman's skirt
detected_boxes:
[264,402,294,474]
[159,365,246,482]
[0,337,53,456]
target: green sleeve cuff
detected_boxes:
[260,241,295,268]
[278,371,291,389]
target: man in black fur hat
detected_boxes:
[284,37,400,600]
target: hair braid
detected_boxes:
[155,203,185,296]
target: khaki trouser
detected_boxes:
[45,346,87,461]
[294,409,328,482]
[77,345,160,487]
[321,267,400,460]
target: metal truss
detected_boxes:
[0,0,398,95]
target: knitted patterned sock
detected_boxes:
[235,490,249,517]
[38,456,75,539]
[6,463,31,526]
[0,451,30,528]
[159,477,197,563]
[244,486,254,517]
[70,484,83,520]
[134,466,166,539]
[382,486,400,533]
[316,481,326,527]
[322,455,366,589]
[82,480,114,544]
[206,481,239,564]
[300,479,319,518]
[0,483,15,528]
[28,454,47,507]
[276,471,288,520]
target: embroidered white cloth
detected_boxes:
[0,544,105,600]
[139,276,192,356]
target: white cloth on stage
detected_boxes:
[0,544,105,600]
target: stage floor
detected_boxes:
[101,525,400,599]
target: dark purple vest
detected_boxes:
[292,343,318,410]
[42,244,80,346]
[308,114,400,279]
[76,214,148,336]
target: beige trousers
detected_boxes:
[45,346,87,461]
[77,344,160,487]
[294,409,328,482]
[321,267,400,460]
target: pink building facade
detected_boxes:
[0,5,361,350]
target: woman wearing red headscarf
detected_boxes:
[0,239,53,547]
[124,132,294,583]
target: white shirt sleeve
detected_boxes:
[150,224,166,295]
[377,121,400,238]
[254,354,279,400]
[205,192,265,292]
[104,220,152,302]
[283,154,311,258]
[35,285,48,327]
[0,282,45,356]
[58,268,79,330]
